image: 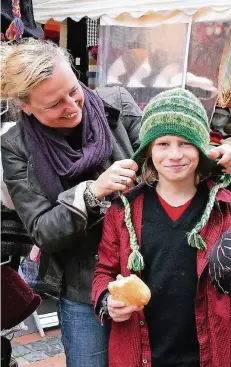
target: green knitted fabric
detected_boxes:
[121,88,231,272]
[132,87,210,162]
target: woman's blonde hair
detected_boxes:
[0,39,72,103]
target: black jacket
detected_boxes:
[209,226,231,297]
[1,87,141,303]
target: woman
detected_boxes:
[1,39,231,367]
[0,39,140,367]
[92,88,231,367]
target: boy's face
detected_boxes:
[151,135,199,184]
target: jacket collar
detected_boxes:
[115,180,231,208]
[103,102,120,128]
[206,180,231,203]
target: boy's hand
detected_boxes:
[107,295,138,322]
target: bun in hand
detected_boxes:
[108,274,151,308]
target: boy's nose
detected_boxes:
[169,146,183,160]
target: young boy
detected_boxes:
[92,88,231,367]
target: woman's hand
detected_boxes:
[209,144,231,174]
[107,295,138,322]
[90,159,138,200]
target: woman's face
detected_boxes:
[150,135,199,184]
[21,61,84,128]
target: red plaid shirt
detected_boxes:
[92,183,231,367]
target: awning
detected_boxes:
[33,0,231,24]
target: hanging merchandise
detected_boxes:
[87,18,99,47]
[67,18,88,85]
[5,0,24,40]
[218,28,231,108]
[1,0,44,40]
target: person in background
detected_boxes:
[92,88,231,367]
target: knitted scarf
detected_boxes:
[22,85,113,205]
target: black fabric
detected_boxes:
[67,17,88,85]
[1,336,12,367]
[141,184,209,367]
[1,203,32,257]
[209,225,231,296]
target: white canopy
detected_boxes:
[33,0,231,24]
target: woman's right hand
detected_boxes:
[90,159,138,200]
[107,295,138,322]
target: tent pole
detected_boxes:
[182,17,192,89]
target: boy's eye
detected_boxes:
[157,142,168,146]
[181,142,192,146]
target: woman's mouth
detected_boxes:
[61,112,78,119]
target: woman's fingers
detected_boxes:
[91,159,138,198]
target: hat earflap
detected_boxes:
[119,193,144,272]
[187,174,231,250]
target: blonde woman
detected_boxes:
[1,39,141,367]
[1,40,231,367]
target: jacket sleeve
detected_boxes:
[119,87,142,151]
[1,136,94,253]
[209,226,231,297]
[92,203,121,307]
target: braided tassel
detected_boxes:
[119,193,144,272]
[187,174,231,250]
[5,0,24,41]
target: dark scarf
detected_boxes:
[22,84,113,205]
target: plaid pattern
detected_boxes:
[87,18,99,47]
[92,182,231,367]
[209,226,231,296]
[1,203,32,257]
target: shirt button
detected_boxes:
[142,359,148,364]
[95,254,99,261]
[140,321,144,326]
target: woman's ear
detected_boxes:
[19,102,31,116]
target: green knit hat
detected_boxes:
[133,87,211,168]
[120,88,231,272]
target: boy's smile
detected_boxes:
[151,135,199,184]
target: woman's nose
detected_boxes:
[64,96,77,110]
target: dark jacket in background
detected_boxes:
[1,87,142,303]
[209,226,231,297]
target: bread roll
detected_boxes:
[108,274,151,308]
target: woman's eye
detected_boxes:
[70,88,78,96]
[49,101,60,109]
